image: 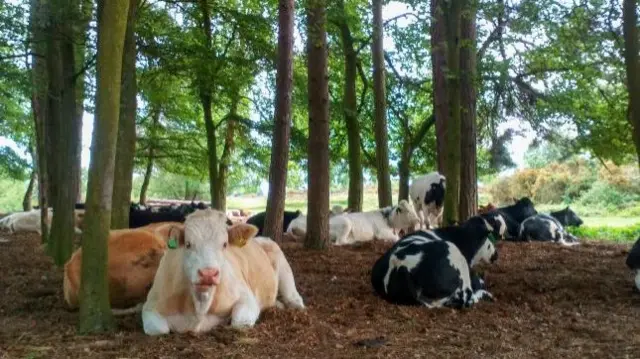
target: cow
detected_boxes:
[408,172,446,230]
[518,214,580,246]
[245,210,303,236]
[284,207,353,241]
[370,215,499,309]
[0,209,83,235]
[63,221,180,313]
[495,197,538,239]
[549,206,583,227]
[141,209,305,335]
[625,237,640,293]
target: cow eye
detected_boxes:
[223,242,228,249]
[185,241,191,249]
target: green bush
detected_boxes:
[568,223,640,243]
[577,180,640,209]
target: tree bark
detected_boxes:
[216,96,239,212]
[304,0,330,250]
[459,0,477,222]
[264,0,295,242]
[623,0,640,170]
[46,0,81,266]
[111,0,139,229]
[338,0,363,212]
[23,170,36,211]
[30,0,49,243]
[431,0,448,174]
[78,0,129,334]
[372,0,393,208]
[139,110,158,205]
[398,139,411,202]
[442,0,462,226]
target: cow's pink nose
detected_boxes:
[198,267,220,285]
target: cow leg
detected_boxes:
[253,237,305,309]
[142,310,170,336]
[230,290,260,328]
[332,217,352,246]
[376,228,398,242]
[472,289,494,303]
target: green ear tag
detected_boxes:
[488,233,497,243]
[168,238,178,249]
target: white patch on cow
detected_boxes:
[635,270,640,292]
[383,250,424,294]
[482,218,494,232]
[494,215,507,237]
[470,239,496,267]
[142,310,171,336]
[230,290,261,328]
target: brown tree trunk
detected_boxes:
[78,0,130,334]
[263,0,295,242]
[431,0,448,174]
[30,0,49,243]
[459,0,477,222]
[111,0,139,229]
[216,95,239,212]
[623,0,640,170]
[398,139,411,202]
[139,109,159,205]
[338,0,363,212]
[442,0,462,226]
[46,0,81,266]
[23,170,36,211]
[372,0,392,208]
[304,0,330,250]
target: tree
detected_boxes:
[305,0,330,250]
[112,0,139,229]
[263,0,295,242]
[458,0,477,222]
[46,0,81,266]
[78,0,130,334]
[623,0,640,170]
[371,0,392,208]
[431,0,447,174]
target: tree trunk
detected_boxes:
[216,96,239,212]
[431,0,448,174]
[73,0,92,203]
[459,0,477,222]
[338,0,363,212]
[111,0,139,229]
[398,139,411,202]
[139,110,158,205]
[623,0,640,170]
[372,0,392,208]
[304,0,330,250]
[264,0,295,242]
[30,0,49,243]
[442,0,462,226]
[23,170,36,211]
[78,0,129,334]
[46,0,80,266]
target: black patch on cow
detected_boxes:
[626,237,640,269]
[245,210,302,236]
[496,197,538,238]
[423,178,445,208]
[380,207,393,220]
[550,207,583,227]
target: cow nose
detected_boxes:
[490,252,498,263]
[198,267,220,285]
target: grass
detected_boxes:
[567,223,640,243]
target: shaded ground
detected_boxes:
[1,232,639,359]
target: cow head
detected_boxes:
[387,200,420,230]
[554,206,583,227]
[479,211,507,240]
[168,209,259,304]
[462,216,499,267]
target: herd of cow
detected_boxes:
[1,171,639,336]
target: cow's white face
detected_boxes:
[169,209,258,304]
[635,270,640,292]
[470,239,498,267]
[392,200,421,230]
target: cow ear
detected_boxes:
[228,223,259,247]
[167,225,184,249]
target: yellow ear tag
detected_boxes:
[229,235,250,247]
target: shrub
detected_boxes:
[577,181,640,209]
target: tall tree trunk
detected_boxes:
[372,0,392,208]
[442,0,462,226]
[216,95,239,212]
[304,0,330,250]
[398,139,411,202]
[30,0,49,243]
[459,0,477,222]
[47,0,80,266]
[431,0,448,174]
[338,0,363,212]
[139,109,158,205]
[23,170,36,211]
[78,0,130,334]
[73,0,92,203]
[623,0,640,170]
[198,0,220,209]
[111,0,139,229]
[263,0,294,242]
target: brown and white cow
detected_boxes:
[141,209,305,335]
[63,222,180,312]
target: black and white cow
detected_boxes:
[245,210,303,236]
[625,237,640,293]
[408,172,446,229]
[549,206,584,227]
[518,213,579,246]
[496,197,538,239]
[370,216,499,309]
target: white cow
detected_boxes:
[142,209,305,335]
[409,172,446,229]
[0,209,83,235]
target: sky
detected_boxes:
[0,1,535,180]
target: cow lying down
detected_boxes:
[625,236,640,293]
[518,214,579,246]
[142,209,305,336]
[63,222,179,313]
[371,215,503,309]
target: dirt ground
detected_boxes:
[1,232,639,359]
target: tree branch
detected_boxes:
[355,12,419,54]
[356,59,369,115]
